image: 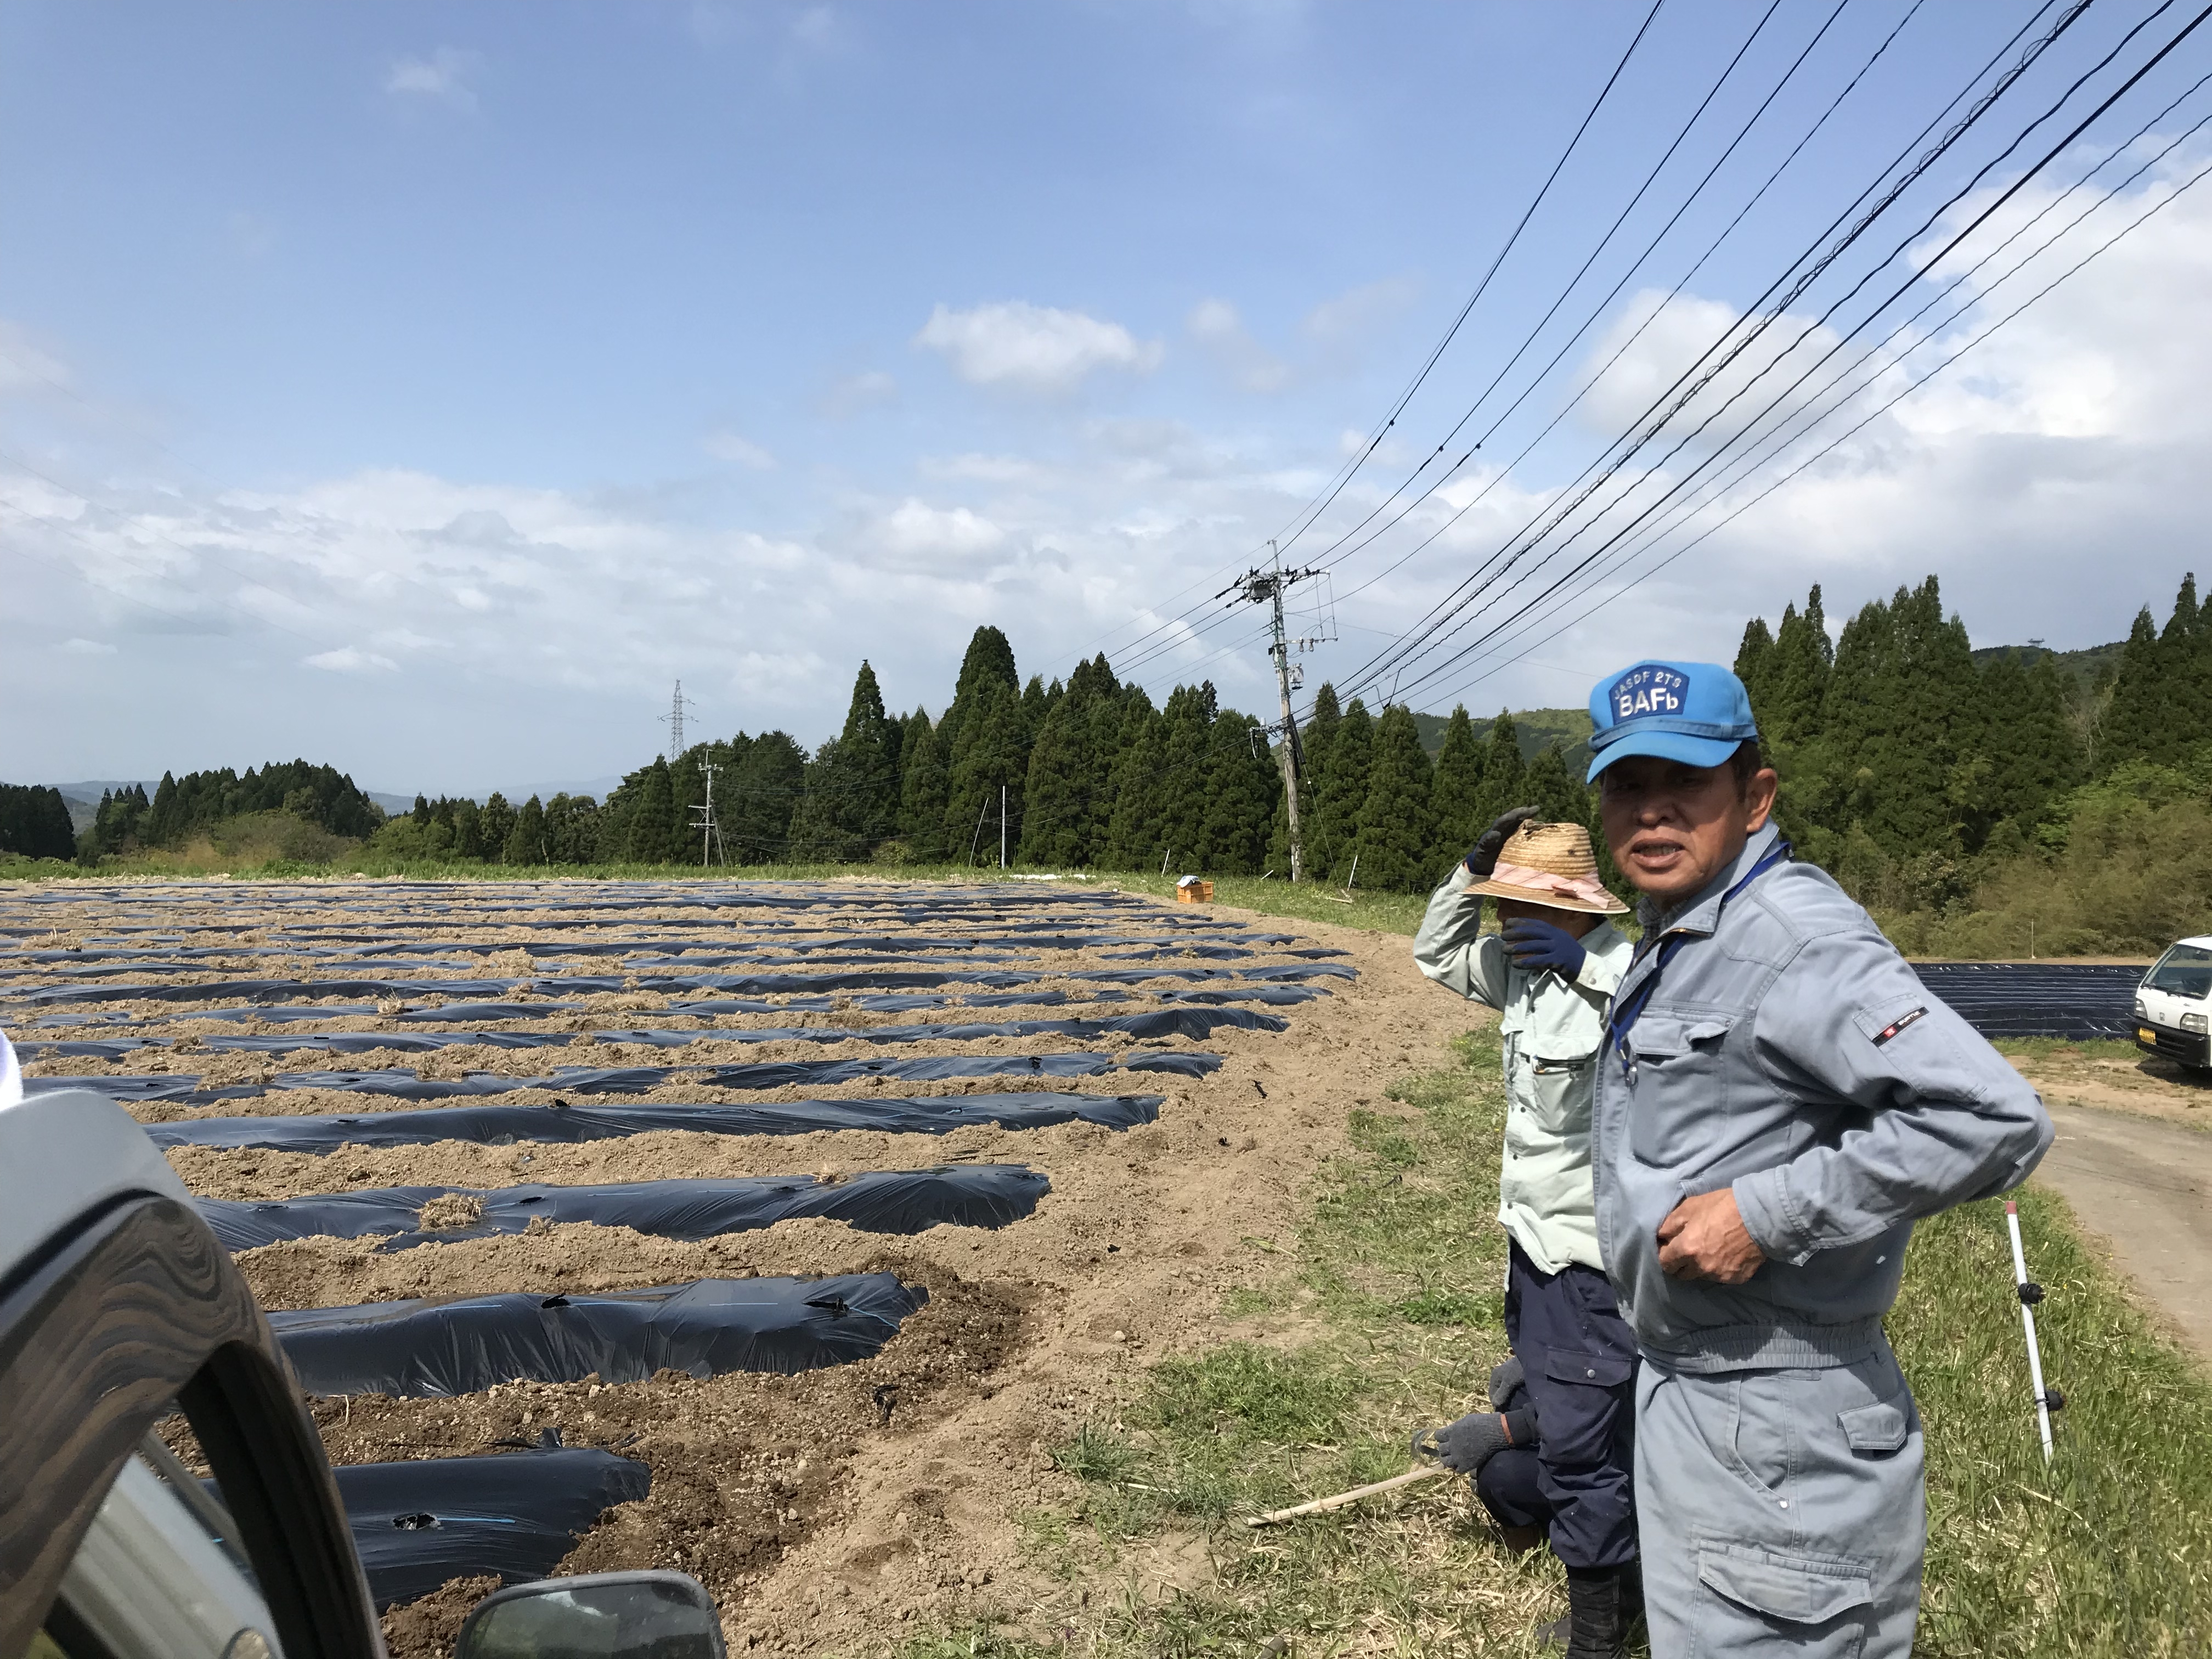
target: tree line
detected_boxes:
[19,576,2190,901]
[0,784,75,861]
[0,761,385,865]
[379,627,1604,891]
[1736,571,2198,913]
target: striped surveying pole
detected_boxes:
[2005,1200,2062,1462]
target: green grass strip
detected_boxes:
[907,1029,2212,1657]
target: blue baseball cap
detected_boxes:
[1584,659,1759,783]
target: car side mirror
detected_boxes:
[454,1570,725,1658]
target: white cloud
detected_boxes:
[703,431,776,470]
[59,637,115,655]
[1301,275,1421,348]
[1576,290,1850,456]
[304,647,398,674]
[819,370,898,417]
[0,320,73,396]
[919,453,1048,484]
[914,301,1163,393]
[15,149,2212,791]
[385,48,478,111]
[876,499,1006,561]
[1187,298,1291,393]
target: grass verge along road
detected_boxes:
[909,1028,2212,1658]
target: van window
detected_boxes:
[2147,944,2212,998]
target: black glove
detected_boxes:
[1503,918,1587,979]
[1465,806,1541,878]
[1488,1355,1527,1412]
[1413,1406,1537,1474]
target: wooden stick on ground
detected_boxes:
[1245,1463,1452,1527]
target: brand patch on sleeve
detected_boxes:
[1871,1007,1928,1046]
[1608,664,1689,721]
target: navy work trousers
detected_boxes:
[1474,1240,1640,1570]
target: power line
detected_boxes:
[1299,0,1929,603]
[1397,0,2212,707]
[1058,0,1670,680]
[1289,0,1803,574]
[1329,0,2144,708]
[1268,0,1672,561]
[1417,133,2212,712]
[1109,1,1863,693]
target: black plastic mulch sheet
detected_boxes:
[143,1091,1163,1152]
[1913,961,2144,1039]
[200,1165,1048,1251]
[8,977,523,1008]
[4,960,1351,1009]
[26,1047,1220,1104]
[16,1003,1284,1064]
[332,1448,651,1610]
[273,1273,928,1397]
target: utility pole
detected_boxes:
[690,759,725,868]
[999,783,1008,869]
[660,680,698,758]
[1223,544,1325,881]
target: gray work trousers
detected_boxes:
[1635,1341,1925,1658]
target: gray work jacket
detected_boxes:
[1413,863,1632,1274]
[1594,822,2052,1373]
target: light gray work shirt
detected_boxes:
[1413,863,1633,1274]
[1594,822,2053,1373]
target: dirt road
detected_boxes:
[2035,1102,2212,1360]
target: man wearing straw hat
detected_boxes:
[1413,808,1642,1657]
[1582,658,2050,1659]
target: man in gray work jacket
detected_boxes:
[1583,658,2052,1658]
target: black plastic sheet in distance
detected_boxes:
[9,977,519,1008]
[142,1090,1163,1152]
[1911,962,2144,1039]
[332,1448,651,1610]
[200,1165,1048,1251]
[273,1273,928,1397]
[55,1003,1284,1063]
[26,1048,1221,1103]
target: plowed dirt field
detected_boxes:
[4,876,1469,1655]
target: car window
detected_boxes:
[40,1449,280,1659]
[2147,944,2212,998]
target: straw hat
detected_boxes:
[1468,820,1628,915]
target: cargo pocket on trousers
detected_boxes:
[1698,1543,1874,1625]
[1544,1350,1634,1390]
[1837,1395,1910,1457]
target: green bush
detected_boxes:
[1871,765,2212,957]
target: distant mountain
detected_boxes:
[47,781,153,836]
[1410,707,1594,764]
[1972,640,2124,696]
[363,778,628,810]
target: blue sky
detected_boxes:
[8,1,2211,797]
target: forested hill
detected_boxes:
[1733,573,2212,952]
[1410,707,1592,765]
[1970,639,2124,697]
[22,576,2203,950]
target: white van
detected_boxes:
[2134,936,2212,1070]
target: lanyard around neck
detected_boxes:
[1607,841,1791,1083]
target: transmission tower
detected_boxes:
[690,759,726,868]
[660,680,698,757]
[1222,543,1325,882]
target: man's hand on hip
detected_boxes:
[1656,1188,1765,1283]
